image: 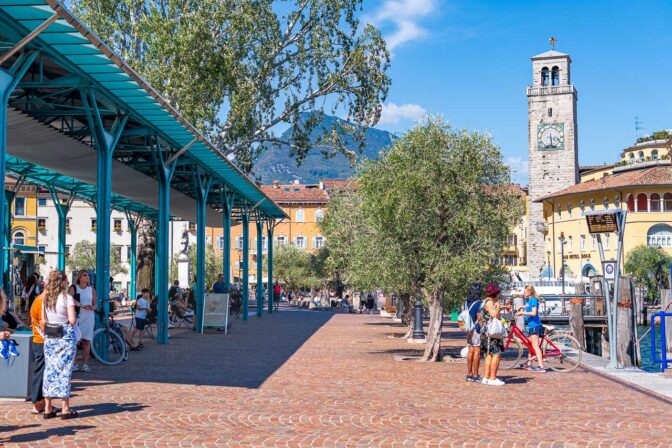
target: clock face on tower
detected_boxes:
[537,123,565,151]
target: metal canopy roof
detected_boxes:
[0,0,287,221]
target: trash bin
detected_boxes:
[0,331,34,400]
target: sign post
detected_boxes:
[585,209,627,369]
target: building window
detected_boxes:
[541,67,550,86]
[651,193,661,212]
[579,200,585,212]
[37,218,46,232]
[551,66,559,86]
[567,202,572,217]
[13,197,26,216]
[91,218,97,232]
[664,193,672,212]
[652,149,659,160]
[556,204,562,219]
[217,236,224,250]
[314,236,325,249]
[65,245,71,257]
[589,199,595,211]
[626,194,635,212]
[567,236,573,252]
[12,231,25,245]
[504,255,518,266]
[591,235,596,250]
[127,246,133,262]
[614,195,621,209]
[315,208,324,223]
[605,234,610,249]
[235,236,243,249]
[295,235,306,249]
[38,198,47,206]
[580,235,586,251]
[638,151,644,162]
[637,193,648,212]
[205,235,212,246]
[296,209,305,223]
[603,197,609,209]
[112,245,122,260]
[66,217,71,233]
[276,235,286,246]
[509,234,517,246]
[113,218,122,233]
[628,153,635,162]
[557,237,563,253]
[648,224,672,247]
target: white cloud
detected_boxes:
[379,102,428,126]
[506,156,529,184]
[370,0,436,50]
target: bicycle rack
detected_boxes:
[650,311,672,372]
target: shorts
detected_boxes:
[466,329,481,347]
[135,317,146,330]
[481,334,504,355]
[528,325,544,337]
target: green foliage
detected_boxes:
[169,245,223,289]
[636,130,672,144]
[322,118,524,312]
[271,244,325,292]
[624,244,672,301]
[72,0,391,172]
[66,240,129,277]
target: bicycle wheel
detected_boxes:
[91,328,126,366]
[542,332,582,372]
[501,337,523,370]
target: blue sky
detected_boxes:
[363,0,672,184]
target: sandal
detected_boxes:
[43,409,58,419]
[61,409,79,420]
[32,406,60,415]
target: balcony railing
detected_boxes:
[527,85,575,96]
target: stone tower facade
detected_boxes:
[527,50,579,278]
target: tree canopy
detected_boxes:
[322,118,524,360]
[624,244,672,302]
[169,245,223,290]
[271,244,326,292]
[66,240,129,277]
[72,0,391,172]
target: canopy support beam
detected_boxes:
[0,51,38,294]
[221,190,235,291]
[194,168,212,334]
[152,140,176,344]
[241,207,250,321]
[46,184,75,271]
[255,214,264,317]
[125,210,143,302]
[266,219,281,314]
[0,12,58,66]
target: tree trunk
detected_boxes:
[137,220,156,294]
[421,288,444,362]
[400,293,413,338]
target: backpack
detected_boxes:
[457,301,480,332]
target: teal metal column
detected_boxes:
[152,141,176,344]
[125,211,141,301]
[0,52,37,293]
[47,186,74,271]
[221,191,234,290]
[194,171,212,333]
[3,189,17,291]
[81,88,127,331]
[266,222,274,314]
[256,218,263,317]
[242,209,250,321]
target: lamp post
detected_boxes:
[412,293,425,340]
[546,250,552,282]
[560,232,566,294]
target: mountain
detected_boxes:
[253,113,395,184]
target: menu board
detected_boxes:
[586,213,618,233]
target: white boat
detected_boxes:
[506,280,578,317]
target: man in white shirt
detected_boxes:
[130,288,151,348]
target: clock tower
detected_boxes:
[527,49,579,278]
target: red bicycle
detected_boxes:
[500,320,583,372]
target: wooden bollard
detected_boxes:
[616,301,636,367]
[569,298,585,349]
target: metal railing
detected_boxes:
[650,311,672,372]
[526,85,575,96]
[502,294,605,318]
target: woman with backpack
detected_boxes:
[480,284,509,386]
[464,283,483,382]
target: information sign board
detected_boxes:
[602,261,616,280]
[204,293,230,332]
[586,213,618,233]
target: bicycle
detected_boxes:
[500,318,583,372]
[91,298,127,365]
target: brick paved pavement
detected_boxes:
[1,310,671,447]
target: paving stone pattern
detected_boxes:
[1,310,671,447]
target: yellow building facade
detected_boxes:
[535,137,672,280]
[206,180,332,283]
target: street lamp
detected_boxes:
[412,293,425,340]
[546,250,551,282]
[560,232,567,294]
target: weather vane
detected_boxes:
[549,36,557,50]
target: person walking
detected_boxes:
[516,286,547,372]
[129,288,151,348]
[465,283,483,382]
[481,284,508,386]
[42,270,78,419]
[74,270,96,372]
[29,291,50,414]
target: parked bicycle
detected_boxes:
[500,318,583,372]
[91,298,127,365]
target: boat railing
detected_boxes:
[502,294,605,318]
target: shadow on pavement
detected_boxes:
[75,402,147,418]
[1,425,94,444]
[76,309,333,389]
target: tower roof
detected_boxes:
[532,50,571,61]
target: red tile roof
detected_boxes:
[260,184,330,204]
[535,166,672,202]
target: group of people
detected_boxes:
[465,283,545,386]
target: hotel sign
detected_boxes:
[585,210,622,234]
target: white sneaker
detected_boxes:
[481,378,490,385]
[488,378,505,386]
